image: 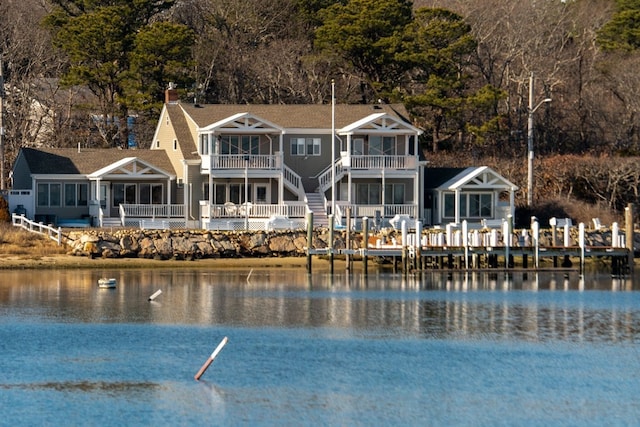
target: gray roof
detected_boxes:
[425,168,468,189]
[20,147,176,175]
[170,102,414,130]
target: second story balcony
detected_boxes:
[342,153,417,170]
[201,153,281,173]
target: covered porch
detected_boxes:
[87,157,179,227]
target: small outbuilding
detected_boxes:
[424,166,517,226]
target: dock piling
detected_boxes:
[194,336,228,381]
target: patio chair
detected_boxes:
[238,202,253,216]
[224,202,237,216]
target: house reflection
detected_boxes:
[0,269,639,343]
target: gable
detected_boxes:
[339,113,422,135]
[429,167,518,191]
[200,112,284,134]
[88,157,174,179]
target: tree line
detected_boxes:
[1,0,640,214]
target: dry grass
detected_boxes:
[0,222,68,257]
[517,198,622,228]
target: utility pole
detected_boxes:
[527,72,552,207]
[0,59,5,191]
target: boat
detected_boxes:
[98,278,117,288]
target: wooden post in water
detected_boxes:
[462,220,469,270]
[503,216,511,269]
[194,336,228,381]
[532,219,540,269]
[625,204,635,274]
[415,220,422,270]
[148,290,162,301]
[306,212,313,273]
[551,219,558,267]
[362,217,369,275]
[346,207,353,271]
[401,220,408,274]
[579,222,585,275]
[328,214,334,274]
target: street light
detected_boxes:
[527,72,551,207]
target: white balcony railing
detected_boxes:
[348,155,416,170]
[201,202,307,219]
[201,154,278,170]
[339,203,417,219]
[121,204,185,218]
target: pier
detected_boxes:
[305,207,636,276]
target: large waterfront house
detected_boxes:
[8,90,516,230]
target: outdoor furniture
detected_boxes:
[390,214,415,230]
[224,202,237,216]
[238,202,253,216]
[265,214,292,231]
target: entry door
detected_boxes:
[100,183,110,216]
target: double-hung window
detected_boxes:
[443,192,492,219]
[64,183,89,207]
[291,138,320,156]
[220,135,259,155]
[37,183,61,207]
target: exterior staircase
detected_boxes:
[305,192,328,228]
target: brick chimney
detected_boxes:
[165,82,179,104]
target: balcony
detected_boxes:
[201,154,280,172]
[345,155,417,170]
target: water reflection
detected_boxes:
[1,269,639,344]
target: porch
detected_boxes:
[199,202,307,231]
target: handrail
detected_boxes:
[11,214,62,245]
[282,164,305,199]
[317,159,345,194]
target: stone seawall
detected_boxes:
[63,227,634,260]
[65,229,362,260]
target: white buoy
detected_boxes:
[194,337,229,381]
[148,290,162,301]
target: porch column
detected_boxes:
[209,135,214,205]
[455,188,461,224]
[414,168,419,220]
[279,134,284,204]
[381,169,385,215]
[346,134,352,204]
[510,187,516,218]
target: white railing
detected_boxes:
[340,204,417,219]
[204,218,307,232]
[201,202,307,219]
[201,154,278,170]
[121,204,185,218]
[282,164,305,198]
[12,214,62,245]
[349,155,416,170]
[317,159,345,193]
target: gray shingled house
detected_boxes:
[9,148,177,227]
[8,88,516,230]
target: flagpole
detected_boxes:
[331,79,335,218]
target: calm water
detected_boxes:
[1,268,640,426]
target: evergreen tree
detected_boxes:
[44,0,194,148]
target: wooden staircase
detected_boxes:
[305,192,328,228]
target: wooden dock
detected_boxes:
[304,209,636,276]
